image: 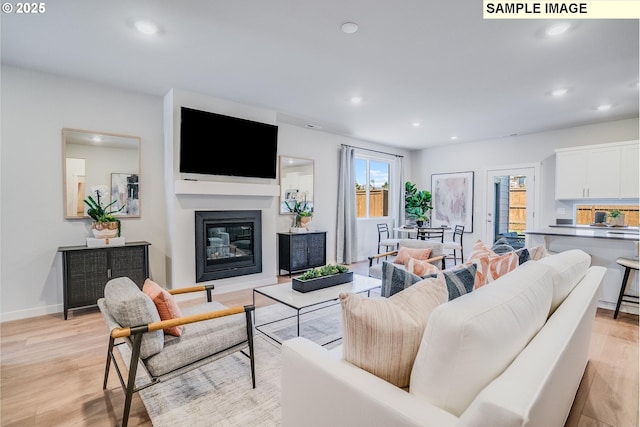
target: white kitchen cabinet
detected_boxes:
[555,150,587,199]
[555,140,638,200]
[620,143,640,198]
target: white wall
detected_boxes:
[1,65,167,321]
[275,124,411,264]
[163,89,280,292]
[2,64,635,321]
[410,118,639,253]
[162,89,411,292]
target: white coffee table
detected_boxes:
[253,273,381,345]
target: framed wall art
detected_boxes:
[431,171,473,232]
[111,173,140,217]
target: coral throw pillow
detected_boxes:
[487,251,519,282]
[405,257,440,277]
[466,240,518,288]
[394,247,432,265]
[142,279,184,337]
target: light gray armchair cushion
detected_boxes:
[145,301,249,377]
[103,277,164,359]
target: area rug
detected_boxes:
[117,301,346,426]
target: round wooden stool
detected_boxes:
[614,257,639,319]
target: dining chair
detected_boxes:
[416,227,445,243]
[443,224,465,268]
[377,223,401,254]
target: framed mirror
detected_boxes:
[63,128,141,219]
[279,156,314,214]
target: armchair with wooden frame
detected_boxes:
[368,238,445,279]
[98,277,255,427]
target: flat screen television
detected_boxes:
[179,106,278,178]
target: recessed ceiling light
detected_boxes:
[450,136,458,140]
[597,104,612,111]
[91,136,102,142]
[133,19,160,35]
[551,88,568,97]
[412,122,421,127]
[349,96,363,104]
[545,22,571,37]
[341,22,359,34]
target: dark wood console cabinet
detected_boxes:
[58,241,151,319]
[278,232,326,277]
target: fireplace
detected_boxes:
[194,210,262,282]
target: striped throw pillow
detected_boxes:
[340,273,448,388]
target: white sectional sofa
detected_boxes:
[281,249,605,427]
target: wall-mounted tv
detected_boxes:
[179,106,278,179]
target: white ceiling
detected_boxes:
[2,1,638,150]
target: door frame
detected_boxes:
[483,162,541,244]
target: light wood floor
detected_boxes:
[1,261,638,427]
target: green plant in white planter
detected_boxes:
[609,209,626,227]
[405,181,432,225]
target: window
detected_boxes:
[355,157,390,218]
[574,205,639,226]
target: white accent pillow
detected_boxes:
[409,261,553,416]
[536,249,590,316]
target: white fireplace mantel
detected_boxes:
[174,180,280,197]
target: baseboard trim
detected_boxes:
[1,303,63,323]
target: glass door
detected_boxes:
[485,166,538,246]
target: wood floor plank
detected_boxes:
[0,261,637,426]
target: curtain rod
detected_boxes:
[341,144,404,158]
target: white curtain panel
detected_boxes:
[336,145,358,264]
[391,155,404,237]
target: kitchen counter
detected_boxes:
[524,227,638,316]
[525,226,639,241]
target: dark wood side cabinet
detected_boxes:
[278,232,326,277]
[58,241,151,319]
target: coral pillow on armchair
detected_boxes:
[142,279,184,336]
[394,247,433,265]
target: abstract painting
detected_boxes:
[431,171,473,232]
[111,173,140,216]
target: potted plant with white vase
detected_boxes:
[609,209,626,227]
[84,185,124,238]
[284,197,313,232]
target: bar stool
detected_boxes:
[614,257,639,319]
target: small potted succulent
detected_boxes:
[84,185,125,238]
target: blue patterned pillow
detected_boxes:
[381,261,422,297]
[492,239,515,255]
[514,247,530,265]
[493,239,530,265]
[441,263,477,300]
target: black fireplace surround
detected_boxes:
[195,210,262,282]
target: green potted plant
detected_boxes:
[405,181,432,226]
[609,209,626,227]
[292,264,352,293]
[84,185,125,238]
